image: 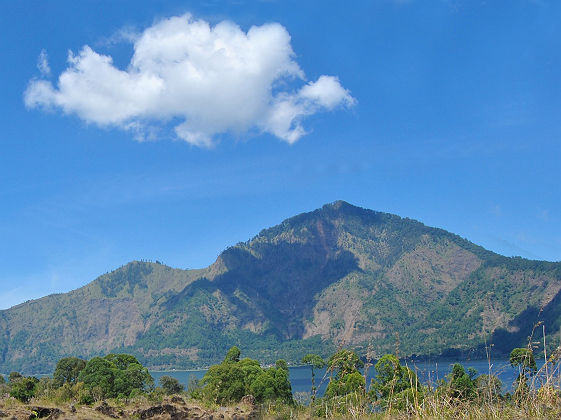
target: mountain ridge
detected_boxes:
[2,200,561,374]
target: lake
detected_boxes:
[150,358,531,397]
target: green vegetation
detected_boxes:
[4,344,561,419]
[159,375,184,395]
[9,375,39,403]
[1,352,154,405]
[509,347,537,399]
[324,349,365,399]
[200,346,293,404]
[78,354,153,400]
[305,345,561,419]
[369,354,420,409]
[53,357,86,386]
[301,353,326,402]
[445,363,477,400]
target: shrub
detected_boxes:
[186,374,202,398]
[34,377,57,399]
[325,349,365,399]
[78,353,153,400]
[447,363,476,400]
[509,347,537,400]
[8,372,22,383]
[370,355,419,401]
[53,357,87,387]
[201,347,293,405]
[475,373,502,402]
[159,375,184,395]
[9,376,39,402]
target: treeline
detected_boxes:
[0,353,154,404]
[1,345,560,419]
[0,347,294,407]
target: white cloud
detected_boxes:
[265,76,357,144]
[24,14,355,147]
[37,49,51,76]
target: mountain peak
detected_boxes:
[323,199,351,210]
[321,200,365,214]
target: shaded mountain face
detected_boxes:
[2,201,561,373]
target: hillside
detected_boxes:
[2,201,561,373]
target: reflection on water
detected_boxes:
[151,358,529,396]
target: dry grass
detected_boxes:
[259,394,561,420]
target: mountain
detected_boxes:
[2,201,561,374]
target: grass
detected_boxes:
[4,329,561,419]
[2,384,561,419]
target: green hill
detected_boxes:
[2,201,561,373]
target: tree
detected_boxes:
[160,376,184,395]
[250,363,292,403]
[447,363,476,400]
[113,362,154,398]
[53,357,87,387]
[9,376,39,402]
[325,349,365,398]
[301,354,326,402]
[509,348,537,372]
[77,354,153,399]
[370,354,419,406]
[509,348,537,399]
[327,349,364,378]
[78,357,116,399]
[105,353,141,370]
[203,357,260,403]
[224,346,241,363]
[201,347,293,404]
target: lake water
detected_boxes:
[150,358,534,396]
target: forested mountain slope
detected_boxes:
[2,201,561,373]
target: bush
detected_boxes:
[325,349,365,399]
[53,357,87,387]
[50,381,86,404]
[34,377,57,399]
[148,387,166,403]
[159,375,184,395]
[447,363,476,400]
[9,376,39,402]
[78,353,153,400]
[186,374,202,398]
[475,374,502,402]
[201,347,293,405]
[8,372,22,383]
[370,354,419,404]
[78,388,95,405]
[510,347,537,400]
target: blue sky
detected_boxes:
[1,0,560,309]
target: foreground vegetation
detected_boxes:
[3,342,561,419]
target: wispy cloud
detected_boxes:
[37,49,50,76]
[24,14,355,147]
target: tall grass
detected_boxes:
[261,326,561,419]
